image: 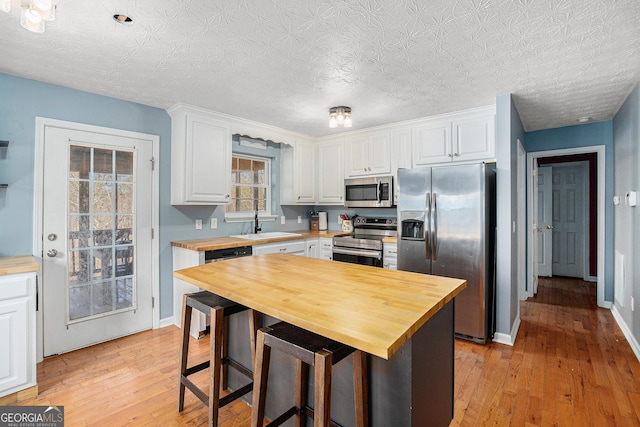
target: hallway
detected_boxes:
[453,277,640,426]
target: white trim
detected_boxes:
[159,316,176,329]
[525,146,607,308]
[493,316,521,346]
[33,117,161,359]
[517,139,526,300]
[611,305,640,362]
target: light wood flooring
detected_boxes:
[15,277,640,426]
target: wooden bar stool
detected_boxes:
[251,322,368,427]
[178,291,260,426]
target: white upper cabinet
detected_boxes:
[318,139,344,205]
[412,120,452,166]
[280,139,317,205]
[169,105,232,205]
[452,113,495,162]
[412,110,495,167]
[345,131,391,177]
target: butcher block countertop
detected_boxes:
[175,253,466,359]
[0,255,39,276]
[172,230,346,252]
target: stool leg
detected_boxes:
[294,359,309,427]
[177,294,193,412]
[208,306,225,427]
[248,309,260,367]
[251,329,271,427]
[221,315,229,391]
[314,349,332,427]
[353,350,369,427]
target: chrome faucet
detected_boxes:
[254,209,261,234]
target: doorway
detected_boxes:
[34,118,160,357]
[526,146,606,308]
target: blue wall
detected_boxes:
[0,73,353,321]
[524,121,614,301]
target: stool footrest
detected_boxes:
[180,376,209,406]
[219,382,253,407]
[225,358,253,379]
[265,406,298,427]
[184,360,210,377]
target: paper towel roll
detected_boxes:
[318,211,327,230]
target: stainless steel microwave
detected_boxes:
[344,176,394,208]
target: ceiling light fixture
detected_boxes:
[578,116,590,123]
[1,0,59,33]
[329,106,352,128]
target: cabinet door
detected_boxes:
[318,140,344,204]
[184,114,231,203]
[368,132,391,175]
[383,243,398,270]
[305,239,319,258]
[452,114,495,162]
[345,136,369,177]
[412,121,452,166]
[0,298,29,394]
[319,238,333,260]
[294,140,317,204]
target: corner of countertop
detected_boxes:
[0,255,39,276]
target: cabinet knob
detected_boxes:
[448,153,453,158]
[454,153,460,157]
[225,194,230,198]
[363,168,367,172]
[368,167,371,171]
[297,196,301,200]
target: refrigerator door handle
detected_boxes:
[432,192,438,261]
[426,192,432,260]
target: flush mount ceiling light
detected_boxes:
[113,14,133,25]
[1,0,59,33]
[578,116,590,123]
[329,106,352,128]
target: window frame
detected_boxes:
[224,153,276,222]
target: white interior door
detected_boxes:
[551,162,587,278]
[537,166,553,277]
[42,126,153,356]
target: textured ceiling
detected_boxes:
[1,0,639,136]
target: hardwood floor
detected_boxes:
[15,277,640,426]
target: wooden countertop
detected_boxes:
[172,230,347,251]
[175,254,466,359]
[0,255,39,276]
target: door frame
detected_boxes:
[32,117,160,360]
[525,146,607,308]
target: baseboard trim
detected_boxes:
[611,305,640,363]
[159,316,176,329]
[493,316,521,346]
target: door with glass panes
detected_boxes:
[42,125,153,356]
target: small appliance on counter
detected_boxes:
[309,211,319,231]
[318,211,328,230]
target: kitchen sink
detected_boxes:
[230,232,302,240]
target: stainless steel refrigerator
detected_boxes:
[397,163,496,344]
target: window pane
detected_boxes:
[116,278,134,310]
[116,151,133,182]
[69,285,92,320]
[69,249,90,285]
[117,183,133,213]
[93,248,113,280]
[69,146,91,179]
[93,182,114,213]
[93,149,113,181]
[93,214,113,247]
[93,281,114,316]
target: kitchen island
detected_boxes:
[175,254,466,426]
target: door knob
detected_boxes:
[47,249,58,258]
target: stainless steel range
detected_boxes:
[332,216,397,267]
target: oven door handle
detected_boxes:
[332,247,382,260]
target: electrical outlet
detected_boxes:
[297,215,302,224]
[280,216,286,225]
[210,218,217,229]
[195,219,202,230]
[632,296,635,311]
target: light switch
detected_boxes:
[613,196,621,205]
[297,216,302,224]
[195,219,202,230]
[210,218,217,229]
[280,216,286,225]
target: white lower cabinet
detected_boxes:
[253,240,306,256]
[383,242,398,270]
[319,238,333,260]
[305,239,319,258]
[0,272,36,398]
